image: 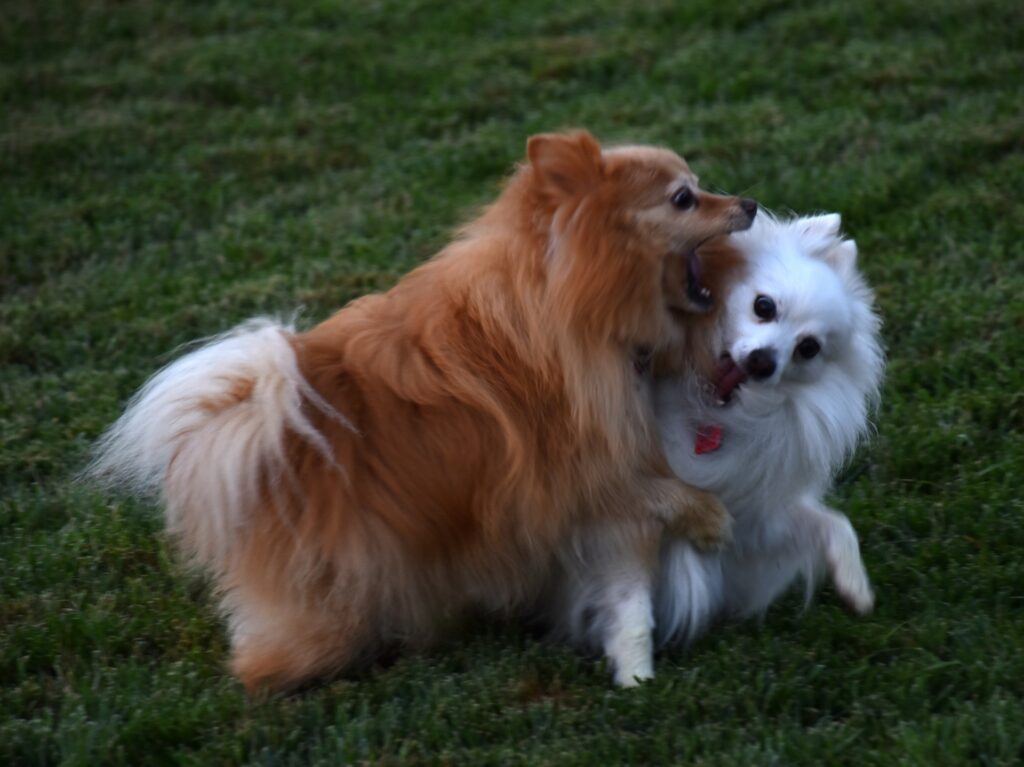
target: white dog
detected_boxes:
[542,212,885,685]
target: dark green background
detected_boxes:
[2,1,1022,763]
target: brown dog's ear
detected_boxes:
[527,130,603,199]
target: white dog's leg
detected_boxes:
[602,569,655,687]
[800,500,874,614]
[555,521,659,687]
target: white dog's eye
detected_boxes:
[795,337,821,360]
[753,295,776,320]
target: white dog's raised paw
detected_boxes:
[837,580,875,615]
[825,514,874,616]
[832,562,875,615]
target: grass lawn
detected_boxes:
[3,0,1023,763]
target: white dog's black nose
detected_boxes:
[745,348,776,379]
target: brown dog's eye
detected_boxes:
[753,295,776,320]
[670,187,697,210]
[796,337,821,360]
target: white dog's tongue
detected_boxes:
[714,355,747,404]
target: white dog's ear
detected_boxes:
[797,213,853,270]
[823,239,858,275]
[800,213,842,240]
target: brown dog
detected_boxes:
[91,130,756,690]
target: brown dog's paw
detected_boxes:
[672,486,732,551]
[231,632,348,695]
[232,644,297,694]
[642,479,731,550]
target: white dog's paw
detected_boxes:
[833,564,875,615]
[597,569,657,688]
[826,517,874,615]
[613,658,655,688]
[606,623,655,687]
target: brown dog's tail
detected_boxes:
[87,318,353,572]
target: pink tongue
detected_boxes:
[714,356,748,403]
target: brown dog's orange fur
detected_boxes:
[102,131,754,691]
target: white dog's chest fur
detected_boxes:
[652,382,831,644]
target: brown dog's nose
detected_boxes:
[745,347,776,379]
[740,198,758,220]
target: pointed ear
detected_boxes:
[799,213,842,239]
[527,130,603,199]
[795,212,854,271]
[824,239,858,274]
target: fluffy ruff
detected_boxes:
[89,130,756,691]
[541,213,883,684]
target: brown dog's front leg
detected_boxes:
[638,474,731,550]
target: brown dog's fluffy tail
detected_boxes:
[87,318,352,571]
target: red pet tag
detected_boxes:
[694,424,723,455]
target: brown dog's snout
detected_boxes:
[725,196,757,233]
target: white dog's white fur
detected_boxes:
[541,212,884,686]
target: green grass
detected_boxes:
[3,0,1023,763]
